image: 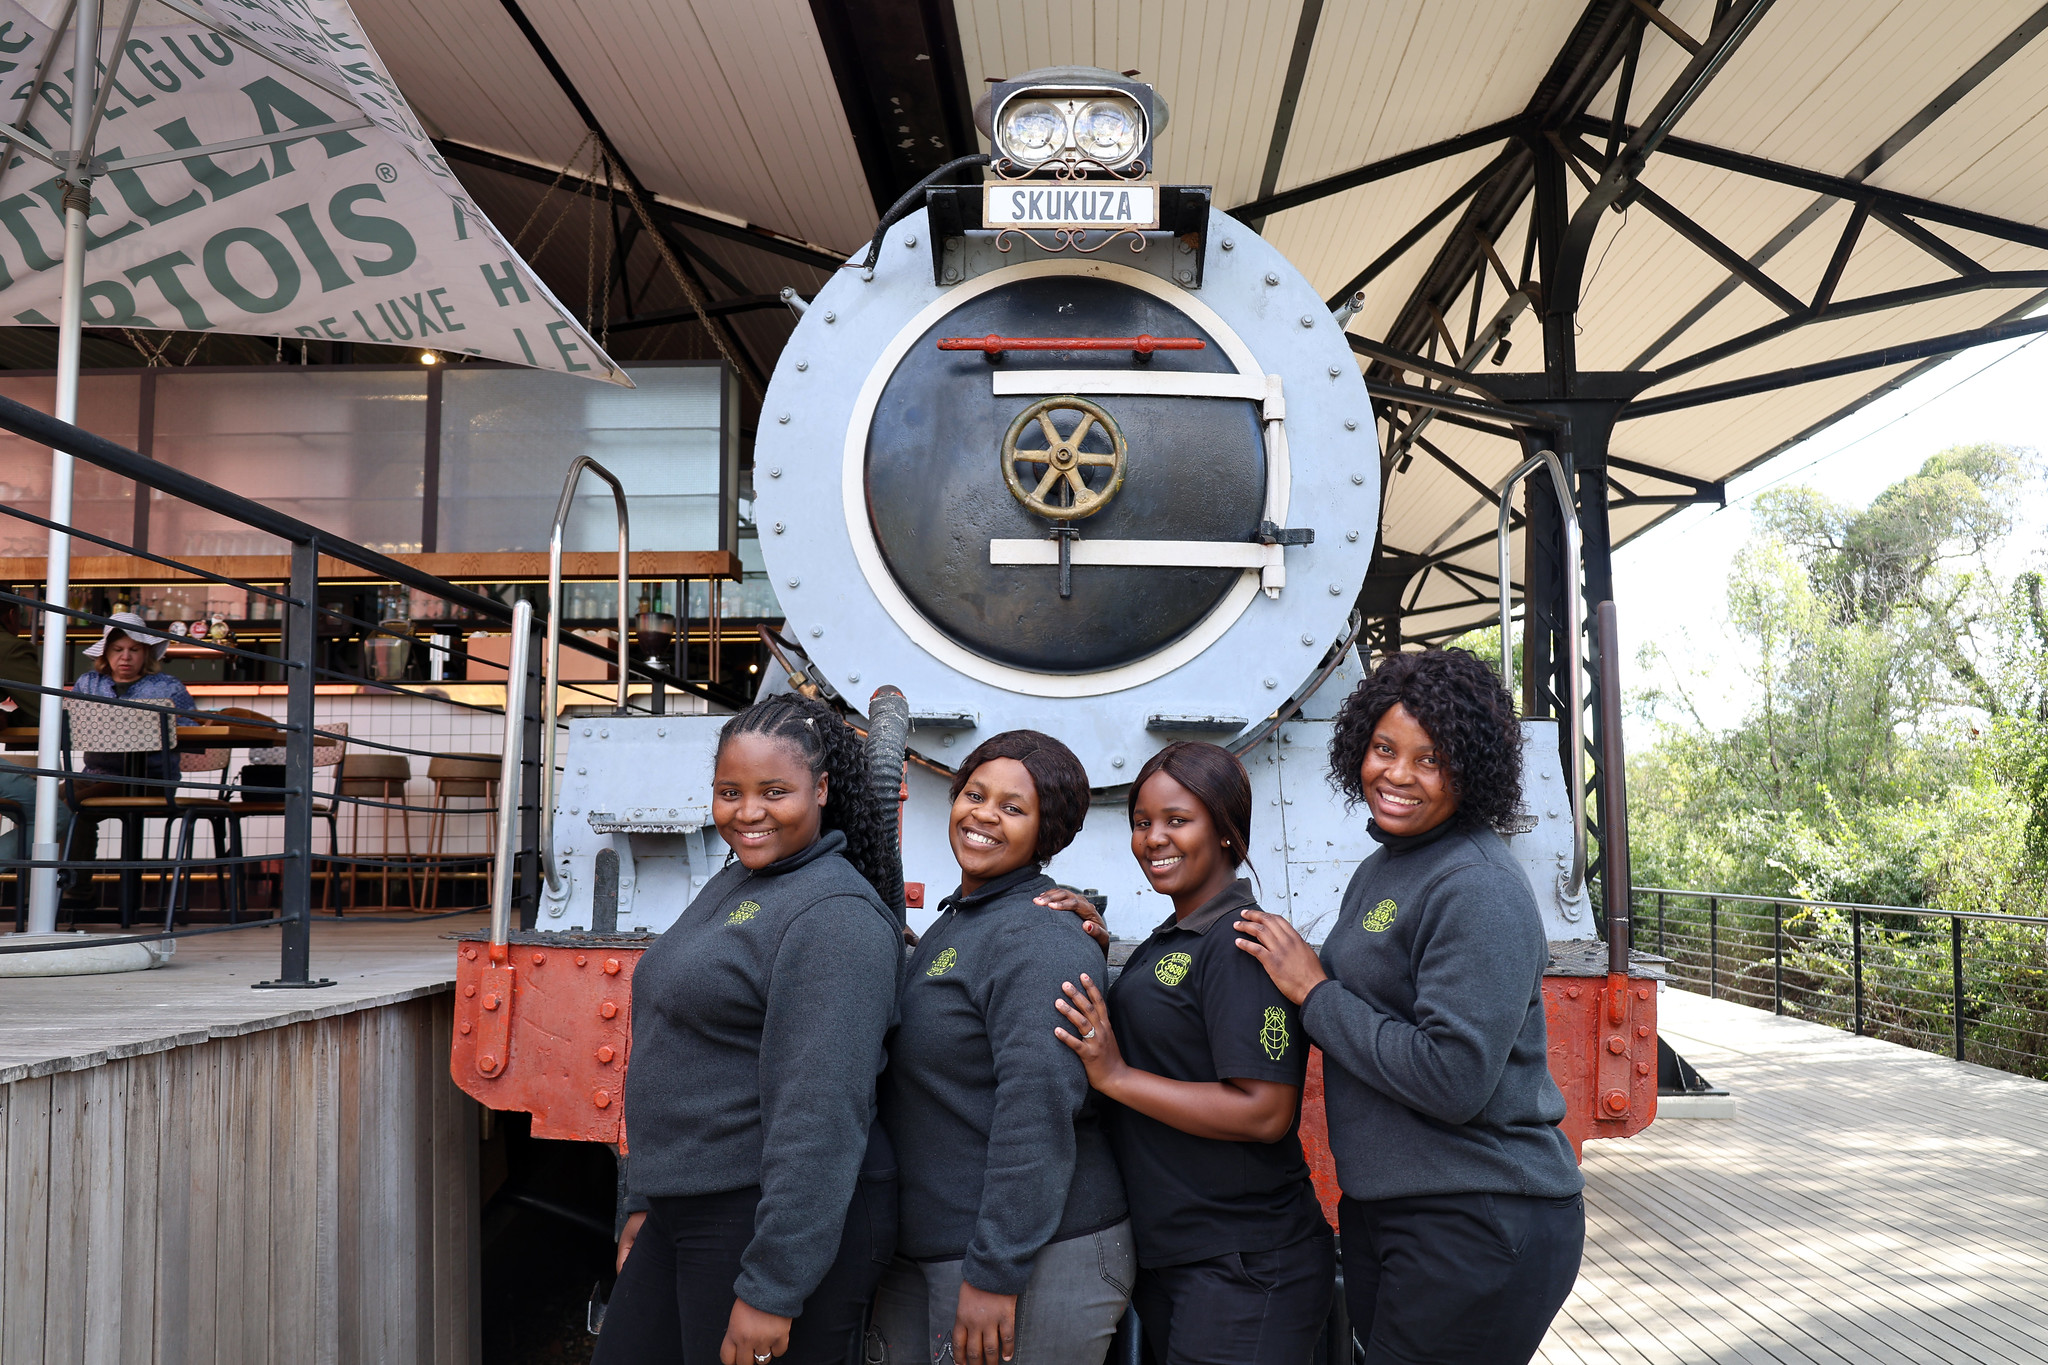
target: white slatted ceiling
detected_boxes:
[336,0,2048,643]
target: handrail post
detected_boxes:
[1852,908,1864,1036]
[256,536,330,989]
[1952,914,1965,1062]
[1657,891,1666,955]
[1773,901,1783,1015]
[1709,895,1718,999]
[1497,449,1585,899]
[490,599,533,951]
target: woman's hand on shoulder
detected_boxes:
[1053,973,1128,1092]
[1034,886,1111,953]
[1232,908,1328,1006]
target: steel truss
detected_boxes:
[1234,0,2048,912]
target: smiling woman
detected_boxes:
[1232,650,1584,1365]
[876,731,1134,1365]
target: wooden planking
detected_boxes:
[0,985,478,1365]
[1538,989,2048,1364]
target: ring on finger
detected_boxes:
[1083,1028,1097,1039]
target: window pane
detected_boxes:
[150,370,428,556]
[438,364,729,554]
[0,374,140,557]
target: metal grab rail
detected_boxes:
[538,457,632,896]
[492,599,535,948]
[1497,449,1585,899]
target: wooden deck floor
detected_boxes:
[0,914,469,1083]
[1540,988,2048,1365]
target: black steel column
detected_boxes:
[258,536,333,987]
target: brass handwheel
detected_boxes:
[1000,396,1128,521]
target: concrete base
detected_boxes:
[1657,1092,1737,1119]
[0,932,173,977]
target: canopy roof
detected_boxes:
[336,1,2048,638]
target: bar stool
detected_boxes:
[338,753,412,910]
[231,720,348,910]
[422,754,499,910]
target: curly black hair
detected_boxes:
[949,729,1090,864]
[717,692,893,898]
[1327,648,1523,833]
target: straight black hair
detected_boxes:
[1126,741,1255,877]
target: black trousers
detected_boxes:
[1133,1231,1335,1365]
[1339,1191,1583,1365]
[594,1175,897,1365]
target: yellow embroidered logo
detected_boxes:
[927,947,958,977]
[726,900,760,926]
[1261,1006,1290,1060]
[1363,899,1398,932]
[1154,952,1192,987]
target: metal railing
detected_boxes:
[0,391,712,984]
[1639,886,2048,1076]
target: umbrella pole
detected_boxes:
[26,0,100,934]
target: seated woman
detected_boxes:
[1044,741,1332,1365]
[598,692,904,1365]
[1233,649,1584,1365]
[63,612,199,899]
[875,730,1131,1365]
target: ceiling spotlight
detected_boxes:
[419,351,439,365]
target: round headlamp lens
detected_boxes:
[1074,99,1141,164]
[1001,100,1065,162]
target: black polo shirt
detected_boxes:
[1104,878,1324,1268]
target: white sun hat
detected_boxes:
[83,610,171,659]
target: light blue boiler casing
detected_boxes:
[752,206,1380,788]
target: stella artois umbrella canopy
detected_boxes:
[0,0,625,382]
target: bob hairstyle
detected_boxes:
[1327,647,1523,834]
[949,729,1090,865]
[1126,741,1255,875]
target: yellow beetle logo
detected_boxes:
[1260,1006,1290,1060]
[927,947,958,977]
[1154,952,1192,987]
[727,900,761,926]
[1363,899,1398,933]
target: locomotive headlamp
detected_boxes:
[976,66,1165,177]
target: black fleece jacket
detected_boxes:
[623,830,902,1317]
[880,866,1129,1295]
[1303,820,1582,1203]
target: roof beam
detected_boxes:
[435,139,846,274]
[1364,380,1541,427]
[1625,312,2048,417]
[1626,0,1702,55]
[1324,147,1521,307]
[1231,119,1523,223]
[1869,206,1987,277]
[604,296,789,335]
[1246,0,1326,233]
[1626,181,1805,314]
[1548,0,1779,316]
[1652,269,2048,381]
[1346,334,1503,398]
[807,0,978,213]
[492,0,768,391]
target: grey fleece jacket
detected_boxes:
[880,866,1128,1295]
[623,830,901,1318]
[1303,820,1582,1202]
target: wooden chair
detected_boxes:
[421,754,499,910]
[338,753,412,910]
[1,753,27,930]
[165,743,247,921]
[228,716,347,911]
[58,698,211,930]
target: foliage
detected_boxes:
[1628,443,2048,1071]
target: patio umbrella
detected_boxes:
[2,0,624,929]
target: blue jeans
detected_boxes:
[872,1220,1134,1365]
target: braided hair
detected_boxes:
[716,692,893,898]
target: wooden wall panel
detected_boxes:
[0,994,478,1365]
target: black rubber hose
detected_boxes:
[864,685,912,923]
[855,154,993,274]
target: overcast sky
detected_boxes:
[1613,318,2048,735]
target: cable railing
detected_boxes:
[0,391,713,984]
[1638,886,2048,1077]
